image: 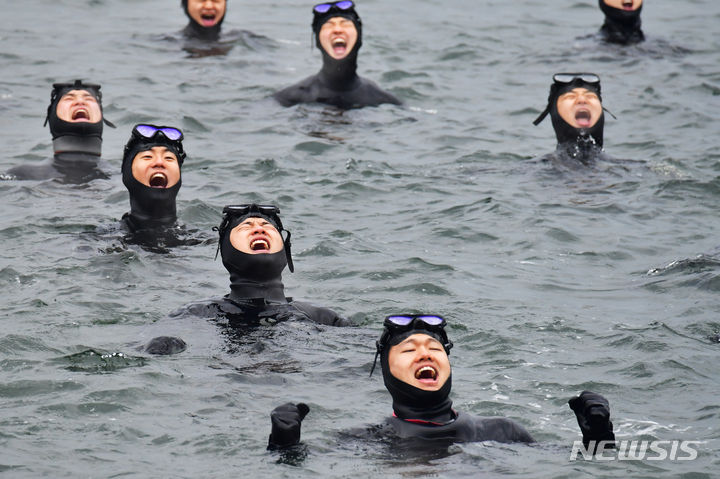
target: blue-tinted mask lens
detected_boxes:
[135,124,183,141]
[314,1,354,14]
[159,127,182,141]
[314,3,332,13]
[416,315,444,326]
[135,124,160,138]
[386,315,414,326]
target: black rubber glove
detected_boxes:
[568,390,615,451]
[145,336,187,355]
[268,403,310,449]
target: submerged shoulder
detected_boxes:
[274,74,322,106]
[470,414,535,443]
[356,77,402,106]
[6,162,59,180]
[290,300,351,326]
[170,297,229,319]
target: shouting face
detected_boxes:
[187,0,226,27]
[556,88,603,129]
[388,333,451,392]
[55,90,102,123]
[319,16,358,59]
[603,0,643,11]
[229,217,284,255]
[131,146,181,188]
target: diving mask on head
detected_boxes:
[369,314,453,377]
[214,203,294,273]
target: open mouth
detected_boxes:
[249,238,270,252]
[71,108,90,121]
[331,37,347,56]
[200,12,217,26]
[621,0,634,10]
[574,109,592,128]
[149,172,168,188]
[414,365,438,382]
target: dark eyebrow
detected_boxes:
[399,336,442,347]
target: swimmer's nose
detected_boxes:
[416,344,432,358]
[150,155,166,168]
[250,224,268,235]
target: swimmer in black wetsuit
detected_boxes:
[268,314,615,453]
[172,204,349,327]
[533,73,617,167]
[274,1,401,109]
[598,0,644,45]
[144,204,347,354]
[120,124,186,233]
[181,0,226,41]
[7,80,116,184]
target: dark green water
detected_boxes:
[1,0,719,477]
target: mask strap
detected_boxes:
[212,216,231,260]
[603,106,617,120]
[368,341,382,377]
[44,90,58,127]
[533,106,550,126]
[283,230,294,273]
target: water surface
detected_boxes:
[1,0,719,477]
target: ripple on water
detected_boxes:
[0,334,57,355]
[53,349,147,373]
[37,401,130,416]
[645,254,720,292]
[384,282,451,296]
[0,379,84,399]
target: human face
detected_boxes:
[131,146,180,188]
[187,0,226,27]
[55,90,102,123]
[556,88,602,129]
[319,16,357,60]
[603,0,642,11]
[388,333,451,392]
[229,217,284,254]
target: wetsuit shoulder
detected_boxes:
[170,297,232,319]
[470,414,535,443]
[274,74,400,109]
[384,412,534,444]
[384,413,476,442]
[354,77,402,107]
[273,74,322,107]
[599,24,645,45]
[6,162,60,180]
[290,300,351,326]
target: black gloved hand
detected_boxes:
[145,336,187,355]
[268,402,310,449]
[568,390,615,451]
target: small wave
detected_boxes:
[55,349,147,373]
